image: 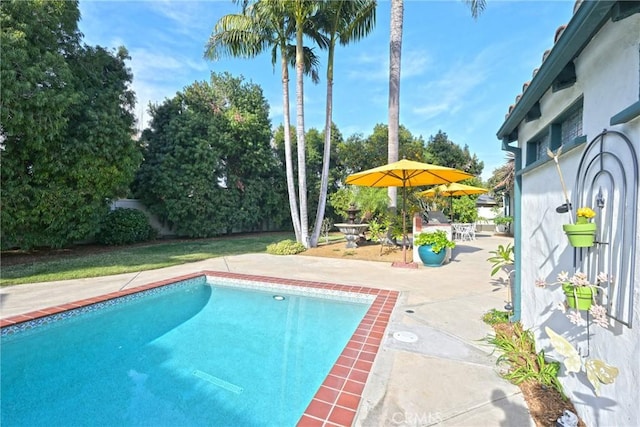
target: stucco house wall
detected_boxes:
[508,9,639,427]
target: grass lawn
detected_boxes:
[1,233,295,286]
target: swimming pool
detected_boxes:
[0,271,398,426]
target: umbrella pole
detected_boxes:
[402,184,407,264]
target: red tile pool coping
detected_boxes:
[0,271,399,427]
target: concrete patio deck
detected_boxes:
[0,232,533,426]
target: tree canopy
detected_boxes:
[336,123,425,178]
[133,73,288,237]
[1,0,140,249]
[424,130,484,176]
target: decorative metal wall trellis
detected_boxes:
[573,129,638,328]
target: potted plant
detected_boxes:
[494,215,513,234]
[562,206,596,247]
[413,230,455,267]
[536,271,610,327]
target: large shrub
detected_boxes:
[133,73,288,238]
[452,196,479,223]
[1,1,139,249]
[96,209,156,245]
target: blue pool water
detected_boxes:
[1,277,372,426]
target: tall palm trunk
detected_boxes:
[280,53,302,242]
[295,24,309,247]
[388,0,403,212]
[308,0,376,247]
[309,45,333,247]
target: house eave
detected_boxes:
[496,1,617,142]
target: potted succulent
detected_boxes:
[536,271,611,327]
[413,230,455,267]
[562,207,596,247]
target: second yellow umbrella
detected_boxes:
[418,182,488,222]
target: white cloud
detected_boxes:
[268,100,283,121]
[147,0,217,42]
[130,50,185,74]
[410,43,509,121]
[347,49,431,82]
[125,47,212,128]
[402,50,432,78]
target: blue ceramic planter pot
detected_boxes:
[417,244,446,267]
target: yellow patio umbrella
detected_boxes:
[418,182,488,198]
[418,182,488,221]
[345,159,474,265]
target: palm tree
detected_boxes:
[463,0,486,19]
[387,0,403,213]
[386,0,485,210]
[204,1,320,244]
[309,0,377,247]
[285,0,325,247]
[493,152,515,193]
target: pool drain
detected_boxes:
[393,331,419,343]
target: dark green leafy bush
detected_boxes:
[97,209,156,245]
[266,239,306,255]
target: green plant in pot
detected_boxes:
[414,230,455,267]
[535,271,610,327]
[494,215,513,234]
[562,207,596,247]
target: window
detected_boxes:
[560,104,583,145]
[526,132,550,165]
[525,99,584,167]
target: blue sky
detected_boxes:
[78,0,575,180]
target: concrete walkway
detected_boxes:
[0,233,533,426]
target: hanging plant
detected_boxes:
[536,271,611,327]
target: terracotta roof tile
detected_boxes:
[554,25,567,43]
[503,3,574,120]
[573,0,583,15]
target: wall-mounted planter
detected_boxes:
[562,222,596,247]
[562,283,594,310]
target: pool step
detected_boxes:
[193,370,244,394]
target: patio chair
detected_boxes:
[458,223,475,241]
[452,223,464,240]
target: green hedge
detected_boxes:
[96,209,156,245]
